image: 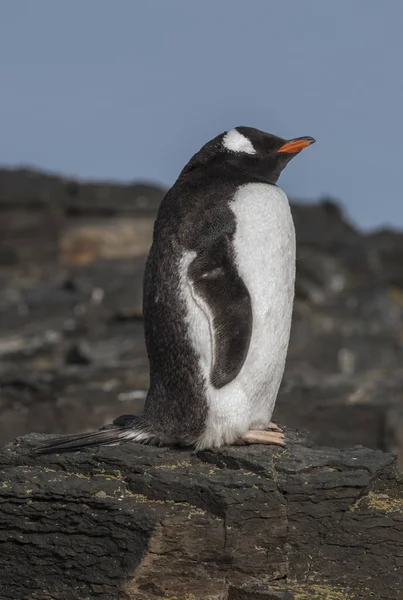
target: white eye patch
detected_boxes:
[222,129,256,155]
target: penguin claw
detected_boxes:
[236,429,286,447]
[267,422,283,433]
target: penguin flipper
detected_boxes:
[188,234,252,389]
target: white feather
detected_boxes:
[180,182,296,449]
[222,129,256,155]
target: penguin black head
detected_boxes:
[182,126,315,185]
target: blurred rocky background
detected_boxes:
[1,167,403,467]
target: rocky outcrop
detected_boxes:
[0,431,402,600]
[0,168,165,267]
[1,167,403,464]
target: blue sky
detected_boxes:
[1,1,403,230]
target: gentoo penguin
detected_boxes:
[34,126,315,454]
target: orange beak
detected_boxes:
[277,136,316,154]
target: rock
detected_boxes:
[291,198,359,248]
[65,341,93,365]
[274,370,403,455]
[228,586,295,599]
[0,167,165,268]
[0,431,401,599]
[365,228,403,288]
[2,167,403,467]
[0,364,148,445]
[60,217,155,265]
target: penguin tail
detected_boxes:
[31,416,152,455]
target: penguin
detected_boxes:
[34,126,315,454]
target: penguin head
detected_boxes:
[221,126,316,184]
[181,127,315,185]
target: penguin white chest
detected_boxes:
[194,182,296,449]
[230,183,296,407]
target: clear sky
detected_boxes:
[1,1,403,230]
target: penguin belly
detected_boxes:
[182,182,296,449]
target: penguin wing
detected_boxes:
[188,234,252,388]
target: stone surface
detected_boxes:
[0,431,402,600]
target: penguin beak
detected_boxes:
[277,137,316,154]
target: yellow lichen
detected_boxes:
[152,461,192,470]
[271,583,361,600]
[65,471,91,480]
[187,508,206,519]
[164,595,198,600]
[293,585,356,600]
[124,491,175,505]
[93,470,122,481]
[350,491,403,513]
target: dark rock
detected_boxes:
[0,364,148,445]
[60,276,78,292]
[0,431,401,599]
[65,341,92,365]
[228,587,295,599]
[0,168,165,216]
[0,167,165,268]
[113,306,144,322]
[274,371,399,452]
[365,228,403,288]
[291,197,359,248]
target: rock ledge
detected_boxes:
[0,430,402,599]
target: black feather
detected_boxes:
[31,427,137,455]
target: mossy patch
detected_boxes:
[350,491,403,514]
[152,461,192,470]
[271,582,361,600]
[163,595,197,600]
[187,507,206,519]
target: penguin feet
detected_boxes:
[267,421,283,433]
[235,429,286,447]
